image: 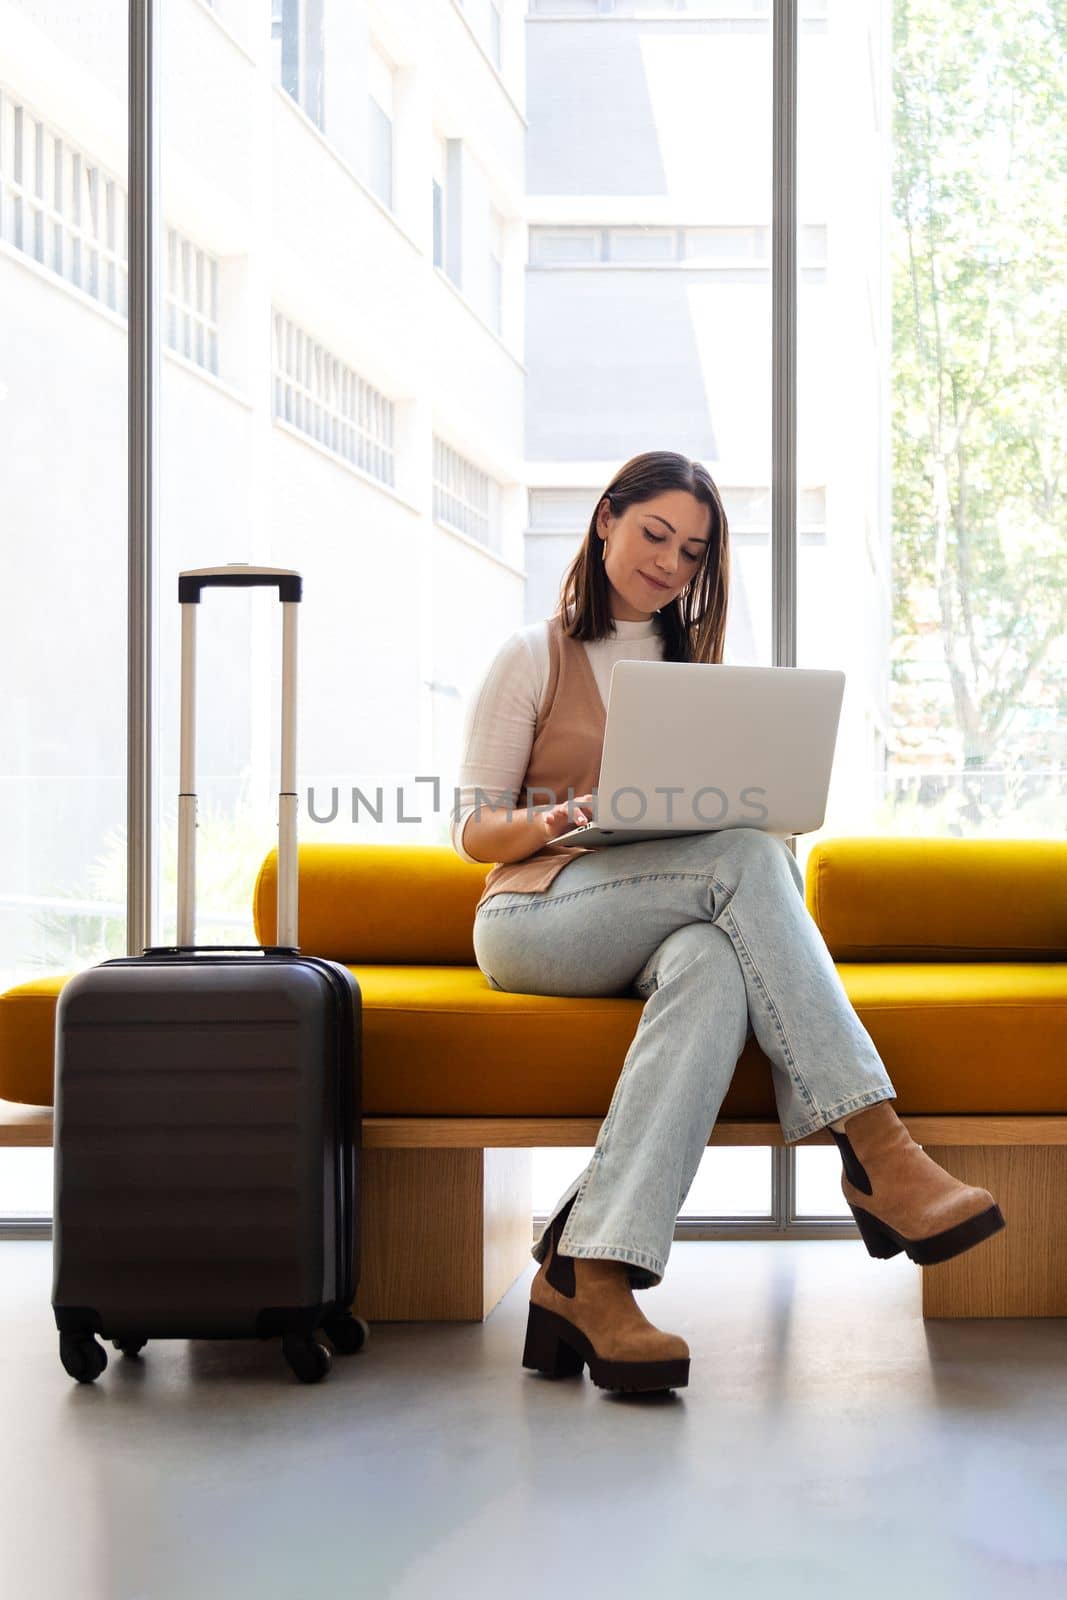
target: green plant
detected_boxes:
[30,773,276,968]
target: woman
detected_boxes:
[450,451,1005,1397]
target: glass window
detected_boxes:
[433,437,501,551]
[272,313,396,485]
[488,204,505,333]
[368,97,393,211]
[432,179,444,267]
[792,0,1066,1206]
[490,3,503,70]
[525,2,772,1229]
[10,0,1049,1242]
[272,0,325,129]
[432,134,447,269]
[530,228,601,265]
[608,228,677,263]
[683,225,768,264]
[797,0,1066,871]
[488,253,502,334]
[0,13,128,1219]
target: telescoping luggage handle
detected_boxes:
[175,566,302,951]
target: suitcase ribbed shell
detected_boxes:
[52,954,360,1340]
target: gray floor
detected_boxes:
[3,1240,1066,1600]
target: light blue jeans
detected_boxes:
[472,828,897,1291]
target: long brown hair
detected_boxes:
[556,451,729,664]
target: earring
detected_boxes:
[600,538,607,562]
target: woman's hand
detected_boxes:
[538,792,596,847]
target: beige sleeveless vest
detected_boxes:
[475,614,608,913]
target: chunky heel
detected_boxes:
[835,1103,1007,1269]
[526,1194,691,1393]
[522,1301,585,1378]
[903,1202,1006,1266]
[848,1202,904,1259]
[849,1197,1007,1265]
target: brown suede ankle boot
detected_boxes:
[522,1196,690,1393]
[831,1101,1006,1265]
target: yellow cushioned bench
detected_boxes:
[1,838,1064,1322]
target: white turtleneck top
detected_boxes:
[449,615,665,864]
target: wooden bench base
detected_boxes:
[352,1147,533,1322]
[352,1121,1067,1323]
[921,1143,1067,1318]
[4,1104,1066,1321]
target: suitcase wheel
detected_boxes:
[321,1312,370,1356]
[60,1333,108,1384]
[282,1334,333,1384]
[111,1337,148,1359]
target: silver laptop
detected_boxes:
[549,660,846,848]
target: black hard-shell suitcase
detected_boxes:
[52,566,366,1384]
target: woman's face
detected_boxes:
[596,490,712,621]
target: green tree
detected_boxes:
[891,0,1067,770]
